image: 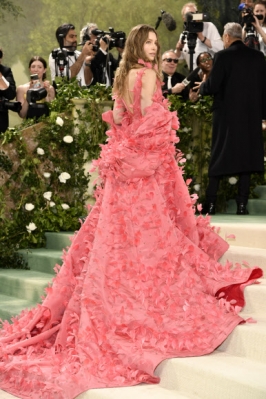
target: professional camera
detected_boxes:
[183,12,207,33]
[239,3,264,26]
[51,47,71,64]
[238,3,263,50]
[26,88,47,104]
[81,32,99,52]
[25,88,49,119]
[91,28,126,50]
[0,97,21,113]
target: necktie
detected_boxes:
[167,76,172,89]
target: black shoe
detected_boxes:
[236,203,249,215]
[201,203,216,215]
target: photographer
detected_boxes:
[16,56,55,119]
[175,2,223,70]
[49,23,93,86]
[80,23,124,87]
[0,47,16,133]
[242,1,266,54]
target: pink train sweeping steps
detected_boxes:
[0,66,263,399]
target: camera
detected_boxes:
[26,88,49,119]
[81,32,99,52]
[239,4,263,26]
[0,97,21,113]
[51,48,70,64]
[183,12,207,33]
[26,88,47,104]
[91,28,126,51]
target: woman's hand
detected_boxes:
[43,80,55,101]
[189,89,199,103]
[252,14,261,30]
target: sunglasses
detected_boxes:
[199,57,212,64]
[163,58,178,64]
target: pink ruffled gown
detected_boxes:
[0,66,263,399]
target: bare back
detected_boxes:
[113,67,157,125]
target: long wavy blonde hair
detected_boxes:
[113,24,162,97]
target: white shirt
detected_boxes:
[49,49,86,86]
[178,22,224,69]
[258,26,266,55]
[0,75,9,89]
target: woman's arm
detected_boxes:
[16,85,29,118]
[252,17,266,44]
[140,69,157,115]
[113,97,126,125]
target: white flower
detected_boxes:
[26,222,37,233]
[186,153,192,160]
[59,172,71,183]
[61,203,70,210]
[182,127,190,133]
[56,116,64,126]
[37,147,45,155]
[43,191,52,201]
[43,172,51,178]
[193,184,201,191]
[264,157,266,162]
[63,135,73,143]
[49,201,56,207]
[25,203,35,211]
[228,177,237,185]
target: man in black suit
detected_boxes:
[161,50,189,100]
[198,22,266,215]
[0,48,16,133]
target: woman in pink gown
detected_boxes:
[0,24,263,399]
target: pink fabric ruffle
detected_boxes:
[0,66,263,399]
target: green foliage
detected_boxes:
[0,0,23,21]
[0,80,111,268]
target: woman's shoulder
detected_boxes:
[141,68,157,85]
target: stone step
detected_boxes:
[45,231,73,251]
[242,279,265,315]
[76,385,201,399]
[0,390,17,399]
[0,269,52,303]
[0,293,35,322]
[220,246,266,274]
[226,198,266,215]
[213,221,266,249]
[155,352,266,399]
[18,248,63,274]
[254,185,266,200]
[217,315,266,363]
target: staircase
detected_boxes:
[0,232,71,322]
[226,185,266,214]
[0,216,265,399]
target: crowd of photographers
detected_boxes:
[0,0,266,133]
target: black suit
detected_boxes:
[0,64,16,133]
[162,71,189,100]
[200,40,266,204]
[90,49,120,86]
